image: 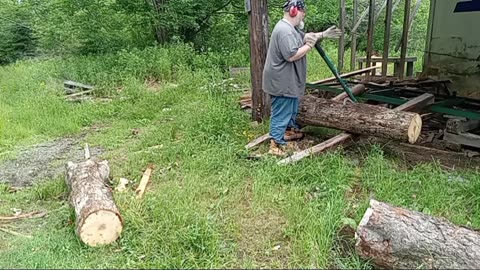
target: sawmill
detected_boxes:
[245,0,480,167]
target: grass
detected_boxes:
[0,44,479,269]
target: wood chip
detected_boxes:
[135,165,154,199]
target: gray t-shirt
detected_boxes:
[262,19,307,98]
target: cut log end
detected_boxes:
[408,114,422,144]
[79,210,123,247]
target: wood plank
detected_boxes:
[64,89,94,98]
[443,132,480,149]
[64,80,94,90]
[393,93,434,112]
[0,211,46,221]
[310,66,377,85]
[278,133,353,165]
[135,165,154,199]
[245,133,271,150]
[357,56,417,62]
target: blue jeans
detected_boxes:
[269,95,300,145]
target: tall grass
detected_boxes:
[0,44,478,269]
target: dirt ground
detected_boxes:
[0,136,103,187]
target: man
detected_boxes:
[262,0,342,156]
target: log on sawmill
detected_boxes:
[297,95,422,144]
[355,199,480,269]
[65,159,123,247]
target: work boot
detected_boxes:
[268,140,286,156]
[268,140,299,157]
[284,128,304,141]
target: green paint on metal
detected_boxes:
[314,44,358,103]
[306,83,480,120]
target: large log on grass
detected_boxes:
[355,199,480,269]
[65,159,123,247]
[297,95,422,143]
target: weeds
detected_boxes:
[0,44,478,269]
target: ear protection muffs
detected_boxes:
[289,0,298,17]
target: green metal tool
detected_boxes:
[314,43,358,103]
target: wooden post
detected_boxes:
[395,0,422,52]
[247,0,270,122]
[350,0,358,70]
[382,0,393,77]
[399,0,411,80]
[338,0,346,72]
[366,0,376,77]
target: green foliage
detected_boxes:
[0,1,36,64]
[1,45,479,269]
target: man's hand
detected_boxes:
[320,26,343,39]
[303,32,319,48]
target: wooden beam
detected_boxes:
[247,0,270,122]
[278,133,354,165]
[366,0,376,78]
[382,0,393,76]
[245,133,271,150]
[338,0,346,72]
[310,66,377,85]
[350,0,358,70]
[399,0,412,80]
[135,165,154,199]
[443,132,480,149]
[393,93,434,112]
[446,118,480,134]
[395,0,423,52]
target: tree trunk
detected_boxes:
[297,95,422,143]
[356,199,480,269]
[65,159,123,247]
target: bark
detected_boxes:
[297,95,422,143]
[356,199,480,269]
[65,159,123,247]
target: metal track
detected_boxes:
[306,83,480,120]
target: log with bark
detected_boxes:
[65,159,123,247]
[356,199,480,269]
[297,95,422,144]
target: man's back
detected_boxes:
[263,19,307,98]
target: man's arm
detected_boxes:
[287,44,312,62]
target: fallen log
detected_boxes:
[356,199,480,269]
[297,95,422,144]
[245,85,366,150]
[65,159,123,247]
